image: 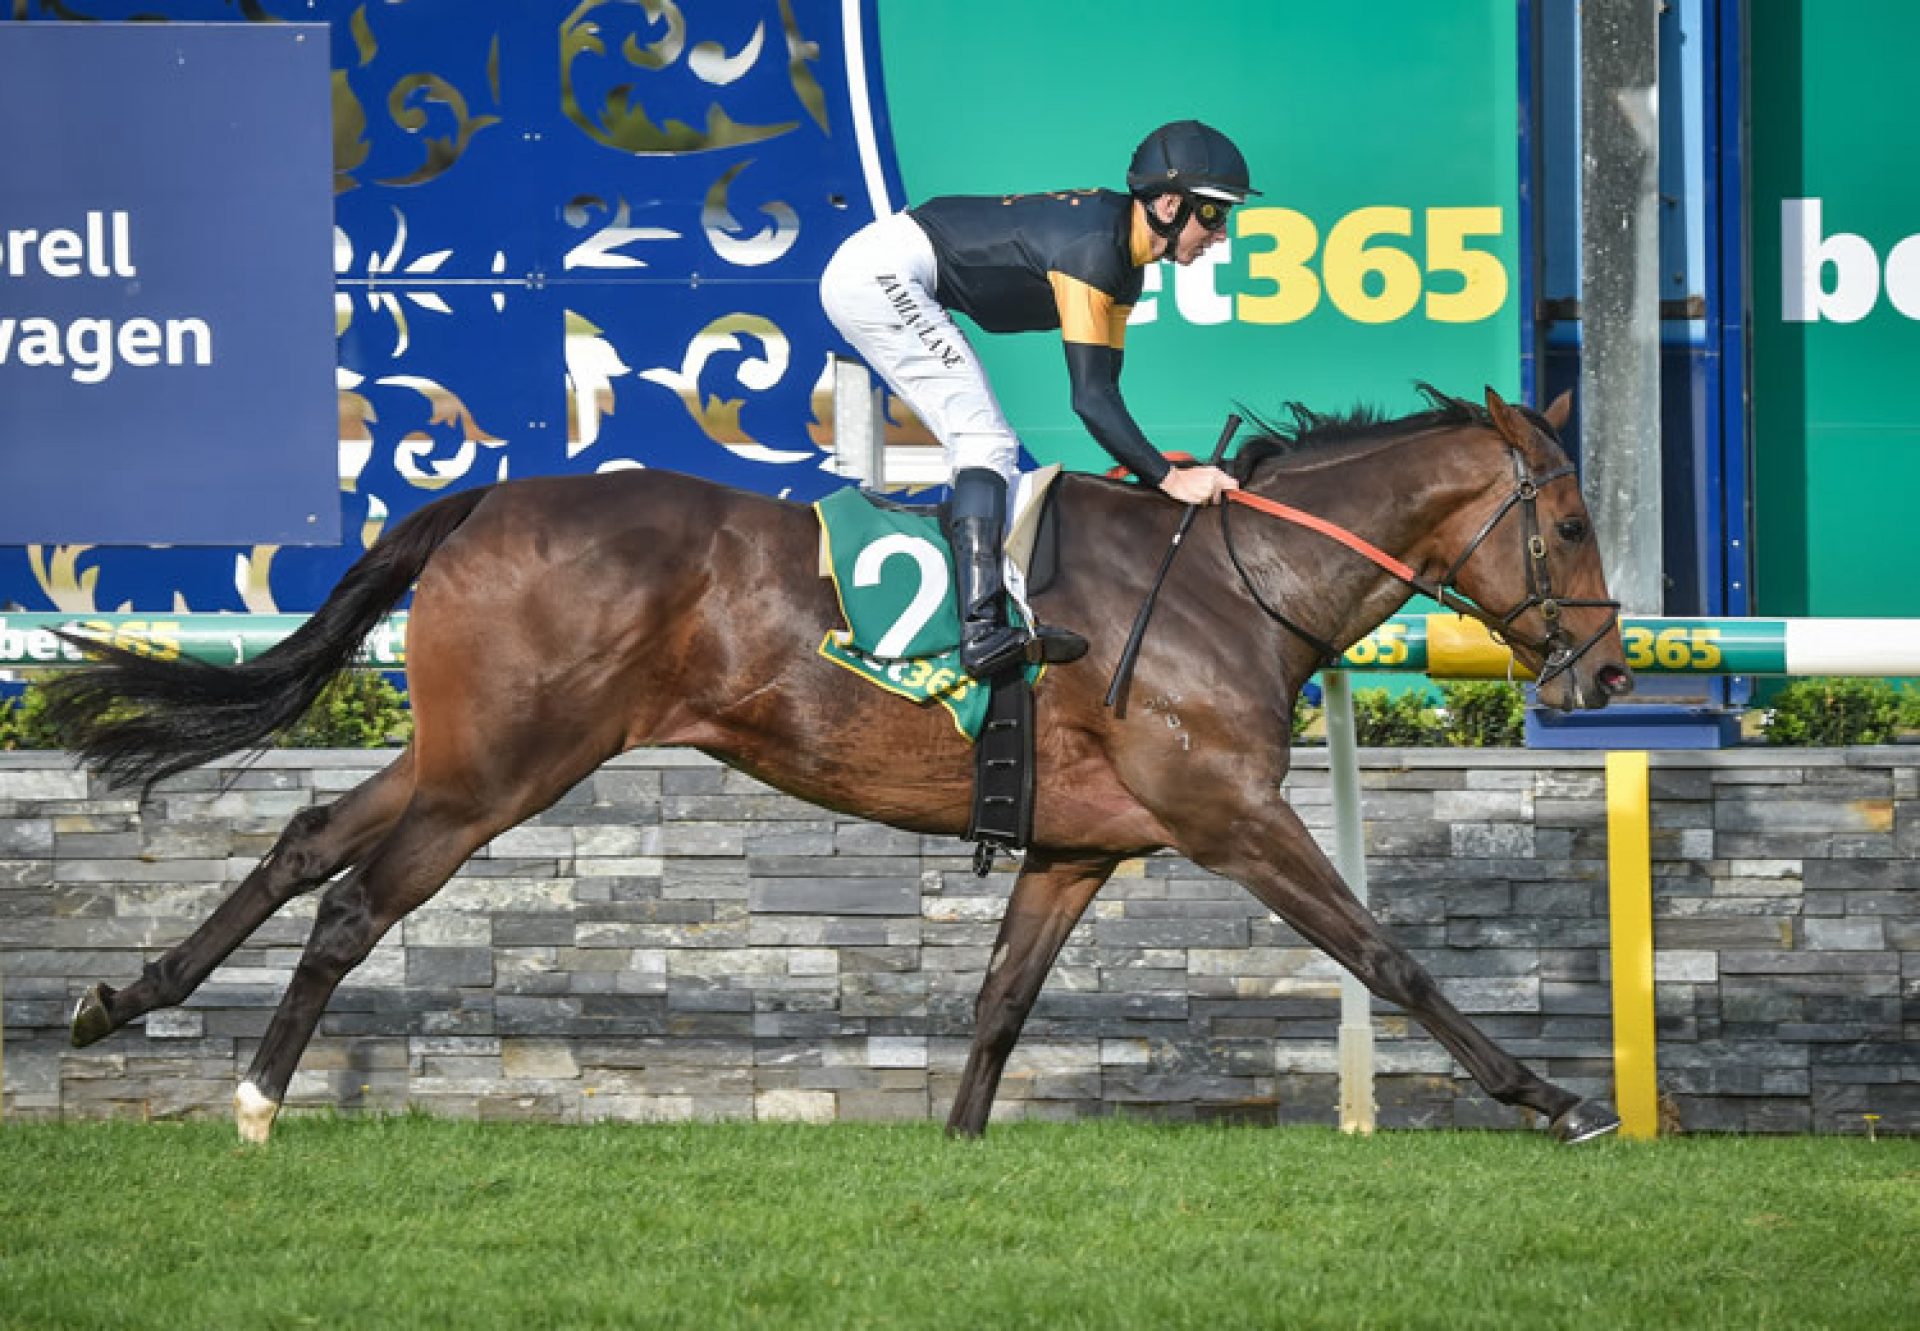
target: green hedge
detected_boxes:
[1290,683,1526,748]
[0,682,63,751]
[1761,677,1920,747]
[1349,682,1526,748]
[5,673,1916,751]
[1,670,411,752]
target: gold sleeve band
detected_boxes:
[1049,271,1129,349]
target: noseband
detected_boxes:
[1220,447,1622,684]
[1432,449,1622,685]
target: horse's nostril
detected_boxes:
[1598,665,1633,697]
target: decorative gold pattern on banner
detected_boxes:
[7,0,851,616]
[703,161,798,266]
[560,0,800,154]
[805,358,834,451]
[639,315,815,465]
[334,70,372,194]
[236,548,279,613]
[350,5,377,66]
[337,209,460,348]
[566,312,633,459]
[377,73,502,188]
[379,375,507,490]
[563,196,679,270]
[339,368,377,494]
[28,546,101,614]
[374,208,446,276]
[371,293,413,356]
[332,4,502,194]
[802,359,940,453]
[690,19,763,84]
[360,495,389,551]
[777,0,829,133]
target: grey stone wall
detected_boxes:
[2,747,1914,1133]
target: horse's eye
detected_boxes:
[1557,518,1588,542]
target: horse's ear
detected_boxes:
[1543,390,1573,432]
[1482,386,1530,448]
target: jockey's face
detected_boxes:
[1151,193,1233,265]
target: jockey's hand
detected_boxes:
[1159,464,1240,506]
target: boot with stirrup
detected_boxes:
[949,468,1087,680]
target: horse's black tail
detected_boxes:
[42,486,493,792]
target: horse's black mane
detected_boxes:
[1230,382,1537,482]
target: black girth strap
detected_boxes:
[967,672,1034,876]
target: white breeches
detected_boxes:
[820,212,1022,489]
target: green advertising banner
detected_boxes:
[15,611,1919,677]
[0,613,406,669]
[876,2,1522,471]
[1752,2,1920,617]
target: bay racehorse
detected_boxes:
[49,385,1632,1144]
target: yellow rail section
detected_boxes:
[1605,752,1659,1140]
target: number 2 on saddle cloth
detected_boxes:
[812,482,1051,743]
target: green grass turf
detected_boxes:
[1,1117,1913,1329]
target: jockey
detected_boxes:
[821,119,1254,681]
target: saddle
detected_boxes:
[814,469,1066,874]
[856,471,1062,597]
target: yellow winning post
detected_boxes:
[1605,751,1658,1139]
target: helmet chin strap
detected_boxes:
[1143,192,1193,251]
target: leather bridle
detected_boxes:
[1219,447,1622,686]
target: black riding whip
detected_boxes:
[1104,412,1242,714]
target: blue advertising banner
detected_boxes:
[0,22,337,546]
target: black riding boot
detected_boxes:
[950,468,1087,679]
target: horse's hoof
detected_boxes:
[234,1082,280,1145]
[1551,1098,1621,1144]
[70,984,117,1048]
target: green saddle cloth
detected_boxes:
[814,487,1040,741]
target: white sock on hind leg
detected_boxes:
[234,1081,279,1145]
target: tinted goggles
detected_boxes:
[1191,197,1236,231]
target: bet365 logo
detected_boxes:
[1781,198,1920,323]
[1133,206,1510,327]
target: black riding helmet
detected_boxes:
[1127,120,1258,241]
